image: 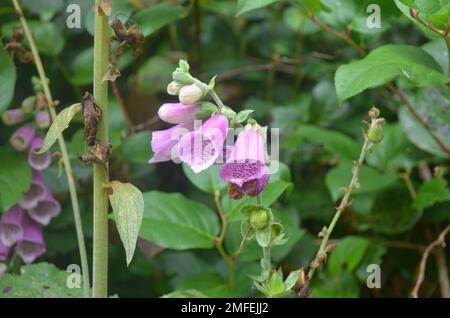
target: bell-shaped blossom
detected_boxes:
[219,128,269,198]
[10,124,35,151]
[35,111,51,129]
[0,239,10,261]
[158,103,198,124]
[0,206,25,247]
[15,217,46,264]
[178,114,228,173]
[1,108,27,126]
[149,122,193,163]
[28,190,61,226]
[19,170,47,210]
[28,136,51,171]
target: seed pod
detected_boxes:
[250,209,270,230]
[367,125,383,143]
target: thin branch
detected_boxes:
[411,224,450,298]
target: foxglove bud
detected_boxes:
[179,84,203,105]
[158,103,199,124]
[10,124,35,151]
[1,108,27,126]
[35,111,51,129]
[167,81,182,95]
[21,96,36,113]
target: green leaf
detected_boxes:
[335,45,449,103]
[284,270,300,290]
[37,103,81,154]
[133,3,183,37]
[0,149,32,211]
[413,177,450,209]
[0,45,16,114]
[234,109,254,123]
[236,0,279,16]
[0,263,83,298]
[140,191,220,249]
[182,164,226,194]
[223,180,291,222]
[326,161,398,201]
[162,289,208,298]
[297,125,360,160]
[121,131,153,164]
[136,56,177,94]
[328,236,370,275]
[176,272,234,297]
[109,181,144,266]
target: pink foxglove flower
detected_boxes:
[0,205,25,247]
[35,111,51,129]
[10,124,35,151]
[219,128,269,198]
[1,108,27,126]
[178,114,229,173]
[19,170,47,209]
[149,122,193,163]
[15,217,46,264]
[28,136,51,171]
[28,191,61,226]
[158,103,198,124]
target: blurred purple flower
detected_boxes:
[15,216,46,264]
[28,190,61,226]
[1,108,27,126]
[19,170,47,210]
[158,103,198,124]
[0,205,25,247]
[0,239,10,261]
[219,128,269,198]
[149,122,193,163]
[35,111,51,129]
[9,124,35,151]
[178,114,229,173]
[28,136,51,171]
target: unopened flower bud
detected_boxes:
[250,209,270,230]
[21,96,36,113]
[179,84,204,105]
[167,81,182,95]
[1,108,27,126]
[35,111,51,129]
[367,125,384,144]
[368,106,380,119]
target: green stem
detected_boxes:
[11,0,90,298]
[307,124,374,281]
[445,36,450,77]
[210,89,225,109]
[92,1,110,298]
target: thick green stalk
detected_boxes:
[11,0,90,298]
[92,1,110,298]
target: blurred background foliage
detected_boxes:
[0,0,449,298]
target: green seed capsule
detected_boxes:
[250,209,269,230]
[367,126,384,143]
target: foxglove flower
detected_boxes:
[19,170,47,209]
[220,128,269,198]
[0,206,25,247]
[1,108,27,126]
[15,217,46,264]
[149,122,193,163]
[9,124,35,151]
[178,114,228,173]
[0,239,10,261]
[28,136,51,171]
[158,103,198,124]
[28,191,61,226]
[35,111,51,129]
[179,84,203,105]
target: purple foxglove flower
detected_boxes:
[28,136,51,171]
[178,114,229,173]
[28,190,61,226]
[149,122,193,163]
[0,205,25,247]
[0,239,10,261]
[9,124,35,151]
[15,216,46,264]
[1,108,27,126]
[35,111,51,129]
[19,170,47,209]
[158,103,199,124]
[219,128,269,198]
